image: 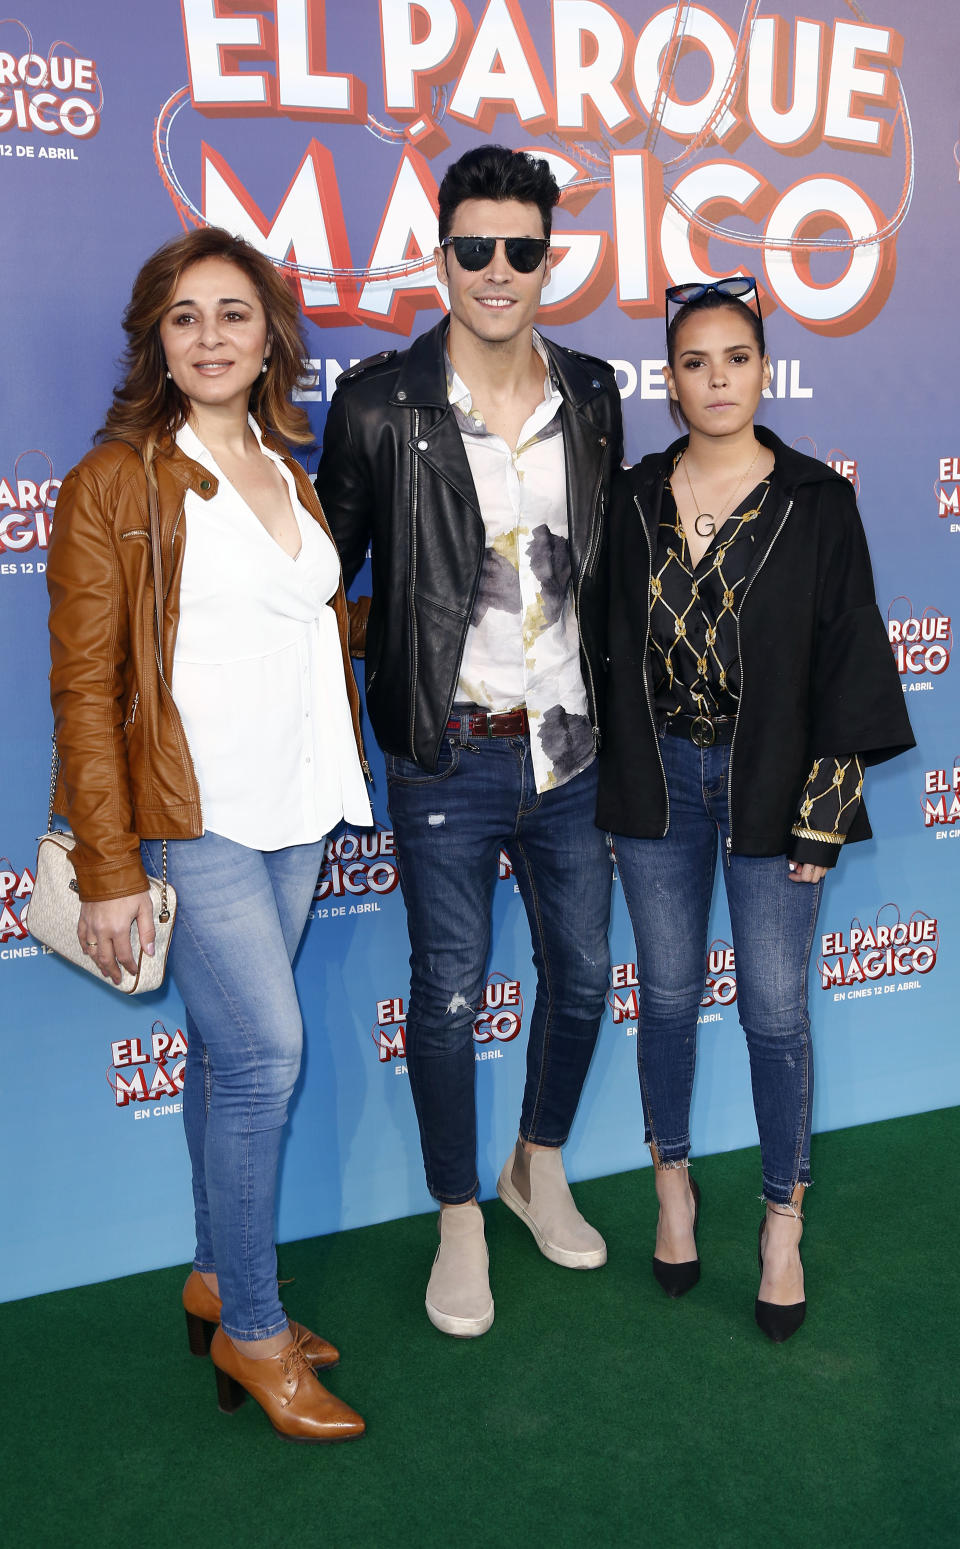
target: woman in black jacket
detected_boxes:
[597,278,913,1340]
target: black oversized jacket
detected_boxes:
[596,427,914,855]
[315,319,624,770]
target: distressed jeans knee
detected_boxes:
[404,999,481,1061]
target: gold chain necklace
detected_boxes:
[682,442,764,539]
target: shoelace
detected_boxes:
[280,1330,312,1386]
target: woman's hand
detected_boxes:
[78,892,155,985]
[787,861,827,884]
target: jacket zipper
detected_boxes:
[408,409,420,759]
[726,497,794,865]
[407,410,487,767]
[436,453,488,763]
[362,671,377,777]
[124,691,139,728]
[170,507,184,572]
[152,499,201,805]
[634,493,669,836]
[576,455,607,749]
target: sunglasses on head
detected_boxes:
[665,275,764,346]
[440,235,550,274]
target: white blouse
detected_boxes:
[172,419,372,850]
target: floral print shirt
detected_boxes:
[448,335,594,793]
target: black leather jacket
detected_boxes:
[315,319,624,770]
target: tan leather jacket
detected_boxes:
[47,430,368,902]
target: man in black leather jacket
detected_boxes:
[316,145,623,1337]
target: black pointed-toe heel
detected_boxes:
[652,1174,701,1298]
[755,1214,806,1343]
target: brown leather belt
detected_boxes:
[447,707,529,738]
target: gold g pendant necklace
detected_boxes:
[682,442,763,539]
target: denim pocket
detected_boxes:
[385,740,461,785]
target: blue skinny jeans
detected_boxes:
[386,735,613,1203]
[612,734,823,1205]
[143,832,325,1343]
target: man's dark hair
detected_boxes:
[437,145,561,240]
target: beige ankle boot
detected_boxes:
[425,1203,495,1338]
[497,1140,606,1268]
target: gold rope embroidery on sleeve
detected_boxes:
[795,756,864,837]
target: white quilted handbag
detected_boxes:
[27,826,176,995]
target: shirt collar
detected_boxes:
[176,414,279,470]
[444,332,562,429]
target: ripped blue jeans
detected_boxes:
[386,734,612,1203]
[612,734,823,1206]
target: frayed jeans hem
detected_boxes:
[760,1175,812,1209]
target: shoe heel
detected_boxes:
[185,1309,216,1358]
[214,1364,248,1415]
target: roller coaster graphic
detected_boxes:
[152,0,915,290]
[0,16,104,110]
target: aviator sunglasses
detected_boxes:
[440,235,550,273]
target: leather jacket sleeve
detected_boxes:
[315,388,375,591]
[46,463,149,902]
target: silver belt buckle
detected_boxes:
[690,716,715,748]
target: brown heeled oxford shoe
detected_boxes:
[209,1327,365,1444]
[182,1271,339,1370]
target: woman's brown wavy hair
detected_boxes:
[97,226,312,466]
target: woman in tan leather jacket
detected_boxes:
[47,227,370,1443]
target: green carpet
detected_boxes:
[4,1109,957,1548]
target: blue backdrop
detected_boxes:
[2,0,957,1302]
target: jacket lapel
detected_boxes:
[407,410,482,517]
[561,400,609,576]
[543,336,614,573]
[391,320,482,517]
[631,458,667,556]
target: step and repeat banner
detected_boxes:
[2,1,957,1301]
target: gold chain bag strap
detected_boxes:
[26,455,177,993]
